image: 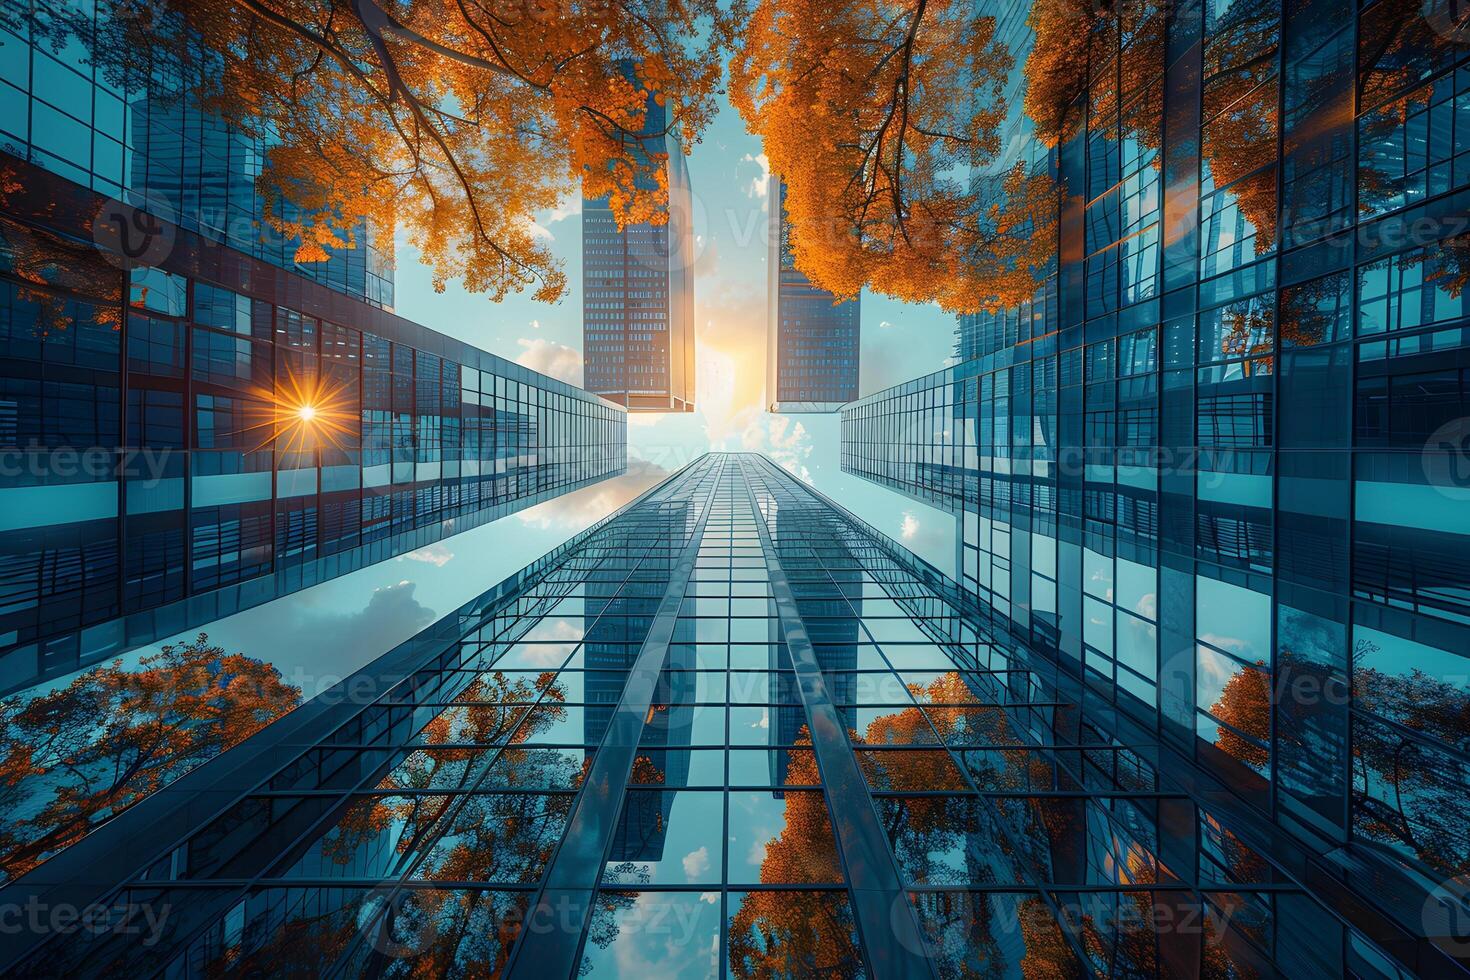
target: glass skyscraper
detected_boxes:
[0,2,393,309]
[843,1,1470,976]
[0,452,1440,977]
[581,82,696,413]
[0,7,629,694]
[766,178,861,413]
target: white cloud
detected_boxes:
[229,581,439,695]
[1194,639,1243,702]
[515,337,582,386]
[399,542,454,567]
[547,195,582,224]
[696,325,814,482]
[861,311,954,396]
[740,153,772,200]
[516,617,582,666]
[746,840,768,866]
[530,319,542,331]
[1199,633,1252,658]
[885,503,957,569]
[682,846,711,879]
[525,617,584,642]
[515,460,672,532]
[1121,611,1158,660]
[516,214,555,242]
[735,413,813,482]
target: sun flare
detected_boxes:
[237,364,357,456]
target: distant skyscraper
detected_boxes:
[581,78,695,413]
[766,178,860,412]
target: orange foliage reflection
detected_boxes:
[0,633,299,882]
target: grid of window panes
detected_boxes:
[769,181,861,410]
[0,233,626,693]
[5,453,1409,978]
[841,0,1470,965]
[582,457,855,978]
[0,454,716,977]
[953,0,1058,368]
[580,87,695,413]
[840,365,977,513]
[735,455,1367,979]
[0,2,393,306]
[770,270,861,408]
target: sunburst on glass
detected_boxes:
[235,362,357,457]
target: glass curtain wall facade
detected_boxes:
[766,178,861,412]
[0,452,1430,977]
[0,165,626,696]
[843,0,1470,975]
[953,0,1056,368]
[581,81,696,413]
[0,1,393,308]
[1,1,629,693]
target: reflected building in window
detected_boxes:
[0,7,393,311]
[0,453,1426,978]
[0,13,628,695]
[842,1,1470,975]
[581,73,696,413]
[125,95,393,309]
[583,534,697,863]
[768,503,859,787]
[766,178,860,413]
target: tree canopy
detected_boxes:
[0,633,299,882]
[32,0,742,303]
[730,0,1058,313]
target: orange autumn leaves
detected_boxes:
[1027,0,1278,256]
[30,0,1401,328]
[727,735,852,976]
[38,0,740,303]
[0,634,299,882]
[1022,0,1096,146]
[0,172,125,337]
[1208,660,1272,771]
[28,0,1260,317]
[727,0,1264,315]
[729,671,1055,974]
[731,0,1058,314]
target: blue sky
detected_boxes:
[85,94,964,690]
